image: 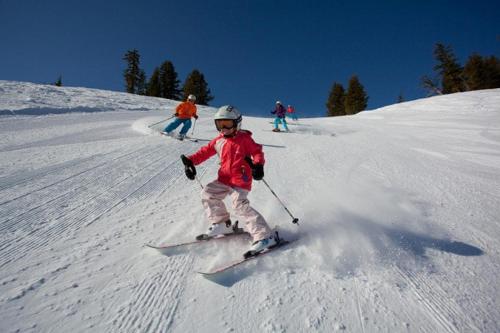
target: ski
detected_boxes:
[268,122,302,126]
[262,129,292,133]
[145,221,249,256]
[145,231,250,255]
[160,131,199,142]
[197,237,297,278]
[182,136,200,142]
[180,137,199,142]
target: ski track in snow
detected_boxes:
[0,143,186,269]
[109,255,193,332]
[0,82,499,332]
[393,266,480,333]
[0,145,157,221]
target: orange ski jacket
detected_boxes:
[176,101,197,119]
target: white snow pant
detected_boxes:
[201,180,272,242]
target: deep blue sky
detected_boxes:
[1,1,499,117]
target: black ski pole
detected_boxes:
[244,156,299,225]
[147,115,175,128]
[262,178,299,225]
[195,176,204,189]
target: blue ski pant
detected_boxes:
[274,117,289,131]
[164,117,192,135]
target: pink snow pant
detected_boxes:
[201,180,272,242]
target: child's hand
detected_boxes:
[252,164,264,180]
[181,155,196,180]
[244,156,264,180]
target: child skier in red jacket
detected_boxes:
[180,105,276,254]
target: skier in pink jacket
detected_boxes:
[180,105,277,254]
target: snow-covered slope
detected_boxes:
[1,81,499,332]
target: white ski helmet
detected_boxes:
[214,105,242,131]
[276,100,281,105]
[187,94,196,101]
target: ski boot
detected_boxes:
[161,131,173,137]
[272,128,281,132]
[196,220,245,241]
[243,231,279,259]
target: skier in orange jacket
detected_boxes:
[163,94,198,140]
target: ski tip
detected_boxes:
[197,270,224,283]
[197,270,235,286]
[144,243,164,251]
[144,244,163,252]
[144,243,177,256]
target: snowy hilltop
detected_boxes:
[1,80,499,332]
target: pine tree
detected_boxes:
[482,56,500,89]
[433,43,465,94]
[54,75,62,87]
[423,43,500,95]
[464,55,500,90]
[123,49,145,94]
[146,67,161,97]
[326,82,345,117]
[344,75,368,115]
[463,54,486,91]
[137,69,147,95]
[159,61,181,100]
[182,69,214,105]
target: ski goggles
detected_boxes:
[215,119,235,131]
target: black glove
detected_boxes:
[244,156,264,180]
[252,164,264,180]
[194,115,199,120]
[174,113,179,117]
[181,154,196,180]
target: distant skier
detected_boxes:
[163,94,198,140]
[180,105,277,254]
[287,104,298,121]
[271,101,289,132]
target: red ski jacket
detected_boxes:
[188,130,265,191]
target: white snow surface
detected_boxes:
[1,80,499,332]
